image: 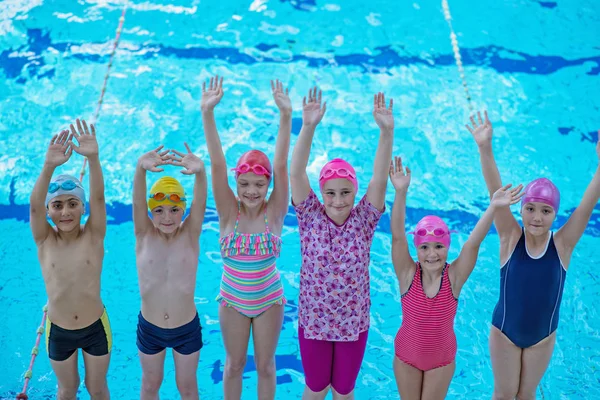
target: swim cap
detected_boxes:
[410,215,452,249]
[319,158,358,192]
[233,150,272,180]
[45,174,86,209]
[521,178,560,214]
[148,176,187,211]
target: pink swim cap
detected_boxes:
[319,158,358,191]
[232,150,272,180]
[521,178,560,213]
[410,215,452,248]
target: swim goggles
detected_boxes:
[48,180,80,193]
[319,167,356,181]
[148,192,186,203]
[232,163,271,177]
[410,227,449,237]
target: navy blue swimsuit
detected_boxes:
[492,229,566,348]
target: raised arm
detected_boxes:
[171,143,207,237]
[451,184,524,292]
[133,146,170,235]
[290,87,326,205]
[467,110,521,241]
[200,75,237,224]
[69,119,106,238]
[389,156,415,281]
[556,139,600,251]
[267,80,292,225]
[30,130,73,244]
[367,93,394,211]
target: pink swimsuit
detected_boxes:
[394,262,458,371]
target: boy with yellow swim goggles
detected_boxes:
[133,143,207,400]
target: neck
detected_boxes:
[56,225,82,241]
[240,201,265,220]
[524,228,550,247]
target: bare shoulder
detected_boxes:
[552,230,574,270]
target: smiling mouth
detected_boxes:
[60,219,73,223]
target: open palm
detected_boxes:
[373,92,394,131]
[45,130,73,167]
[302,86,326,127]
[466,110,493,147]
[170,143,205,175]
[389,156,411,191]
[139,146,170,173]
[69,119,98,157]
[201,75,224,112]
[491,184,524,208]
[272,79,292,114]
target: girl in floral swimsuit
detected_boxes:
[290,89,393,399]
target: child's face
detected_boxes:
[151,205,184,234]
[320,178,356,224]
[520,202,555,236]
[47,195,84,231]
[236,173,269,208]
[416,242,448,271]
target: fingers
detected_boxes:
[321,101,327,115]
[469,115,476,128]
[151,167,164,173]
[76,118,85,136]
[82,119,90,135]
[184,142,192,153]
[50,134,58,145]
[90,123,96,136]
[389,98,393,111]
[484,110,490,124]
[171,149,186,157]
[465,124,473,134]
[70,123,79,138]
[302,96,306,107]
[389,160,394,176]
[180,169,194,175]
[477,111,483,125]
[317,88,322,105]
[405,166,411,175]
[158,149,170,157]
[154,145,164,153]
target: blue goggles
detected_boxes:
[48,180,81,193]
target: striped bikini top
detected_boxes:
[219,202,282,259]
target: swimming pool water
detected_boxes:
[1,0,599,398]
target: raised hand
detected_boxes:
[69,119,98,157]
[138,145,171,172]
[389,156,411,192]
[271,79,292,115]
[466,110,493,147]
[201,75,224,112]
[373,92,394,131]
[491,183,524,208]
[45,130,73,167]
[170,143,205,175]
[302,86,326,128]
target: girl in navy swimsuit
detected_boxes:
[468,111,600,400]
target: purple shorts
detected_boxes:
[298,326,368,395]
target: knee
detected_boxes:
[141,372,163,394]
[255,357,276,379]
[176,376,198,398]
[84,377,109,398]
[57,383,79,400]
[225,356,247,377]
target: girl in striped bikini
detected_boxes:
[388,156,523,400]
[201,76,291,400]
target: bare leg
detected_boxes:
[516,333,556,400]
[490,326,522,400]
[173,350,200,400]
[393,357,423,400]
[302,385,330,400]
[220,305,252,400]
[139,350,166,400]
[332,388,355,399]
[421,362,455,400]
[252,305,284,400]
[82,351,111,399]
[50,351,80,400]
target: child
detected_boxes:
[201,76,291,400]
[133,143,207,400]
[290,89,393,399]
[388,156,522,400]
[29,119,111,400]
[468,111,600,400]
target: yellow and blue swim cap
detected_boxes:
[148,176,187,211]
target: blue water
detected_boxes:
[1,1,600,399]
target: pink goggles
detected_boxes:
[412,227,449,238]
[232,163,271,178]
[319,167,356,181]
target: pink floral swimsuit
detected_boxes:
[293,190,383,341]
